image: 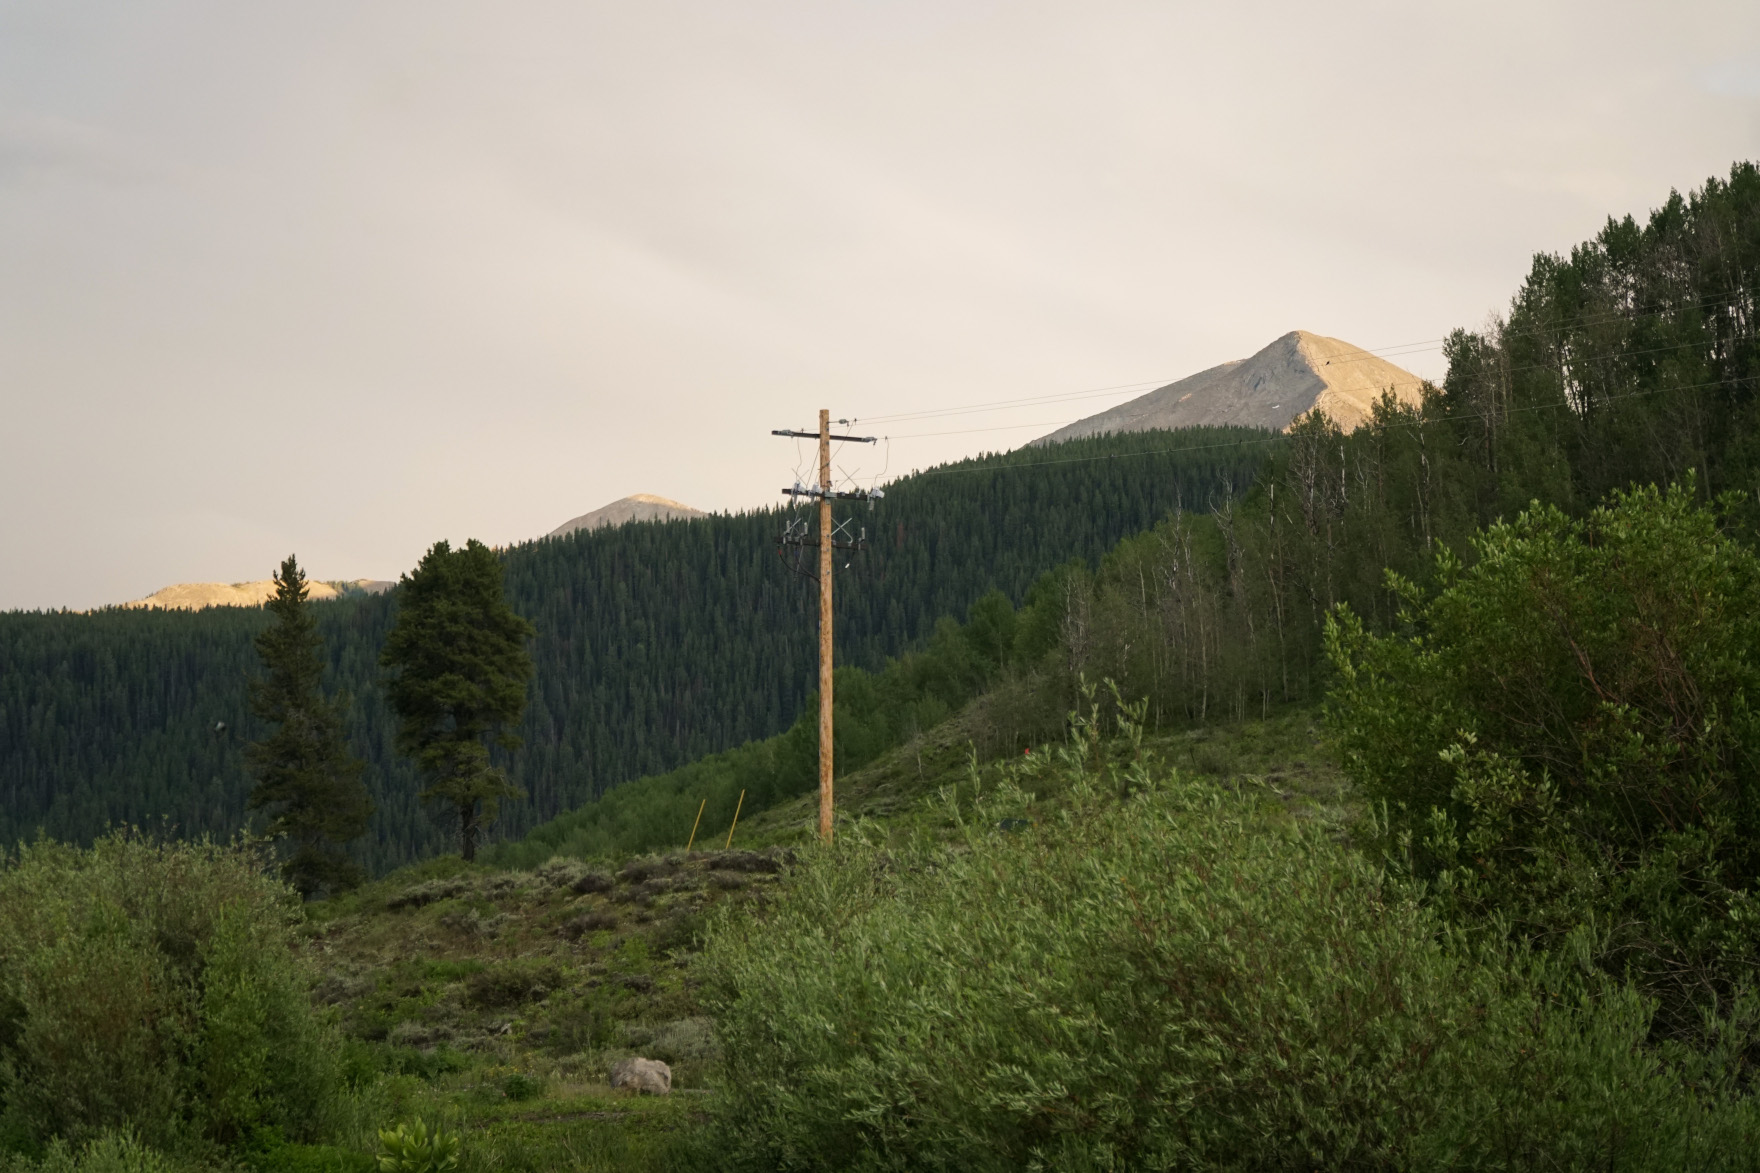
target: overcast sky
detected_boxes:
[2,1,1758,611]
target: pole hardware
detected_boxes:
[769,411,883,843]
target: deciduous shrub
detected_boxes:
[0,1129,202,1173]
[374,1121,458,1173]
[1327,482,1760,1039]
[699,740,1760,1170]
[0,834,343,1155]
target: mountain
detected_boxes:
[1035,331,1424,444]
[548,494,704,538]
[123,578,395,611]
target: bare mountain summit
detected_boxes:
[1035,331,1424,444]
[548,494,705,538]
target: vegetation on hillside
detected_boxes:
[1329,480,1760,1046]
[0,836,344,1161]
[0,428,1273,870]
[702,722,1760,1171]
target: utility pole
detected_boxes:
[772,412,881,842]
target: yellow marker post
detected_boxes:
[685,798,707,853]
[724,789,746,850]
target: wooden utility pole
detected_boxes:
[816,409,835,842]
[772,413,881,843]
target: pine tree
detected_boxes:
[380,539,536,861]
[246,554,373,896]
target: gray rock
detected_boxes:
[609,1056,672,1095]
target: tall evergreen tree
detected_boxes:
[246,555,373,896]
[381,539,536,861]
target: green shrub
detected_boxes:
[462,961,561,1010]
[0,1130,198,1173]
[498,1074,542,1103]
[374,1121,458,1173]
[0,834,343,1153]
[699,737,1760,1170]
[1326,482,1760,1038]
[242,1130,373,1173]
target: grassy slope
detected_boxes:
[299,706,1341,1171]
[734,700,1345,847]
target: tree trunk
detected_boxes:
[460,801,478,862]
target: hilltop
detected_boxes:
[122,577,394,611]
[1035,330,1423,443]
[548,494,704,538]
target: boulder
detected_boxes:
[609,1056,672,1095]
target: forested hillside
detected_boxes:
[0,429,1271,869]
[1028,160,1760,729]
[499,160,1760,865]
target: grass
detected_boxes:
[289,846,790,1171]
[268,706,1341,1172]
[733,700,1343,847]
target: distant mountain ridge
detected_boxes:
[548,494,704,538]
[123,578,394,611]
[101,494,702,612]
[1035,331,1424,444]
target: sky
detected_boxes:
[2,1,1758,611]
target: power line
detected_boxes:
[853,292,1756,434]
[854,377,1171,426]
[1319,290,1757,367]
[879,333,1751,444]
[908,371,1760,479]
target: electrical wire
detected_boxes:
[1313,290,1758,367]
[874,333,1750,443]
[908,370,1760,479]
[842,291,1756,429]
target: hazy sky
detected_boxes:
[3,1,1758,611]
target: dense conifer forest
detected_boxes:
[0,429,1271,869]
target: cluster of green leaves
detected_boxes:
[1328,481,1760,1043]
[0,429,1272,872]
[698,728,1760,1171]
[0,834,344,1163]
[374,1120,458,1173]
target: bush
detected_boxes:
[699,738,1760,1170]
[499,1073,542,1103]
[463,961,561,1010]
[0,1130,200,1173]
[0,834,343,1154]
[1326,482,1760,1038]
[374,1121,458,1173]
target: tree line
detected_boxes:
[0,429,1272,872]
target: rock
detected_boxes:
[609,1056,672,1095]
